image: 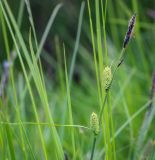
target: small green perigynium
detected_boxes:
[90,112,99,135]
[103,66,112,91]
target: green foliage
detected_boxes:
[0,0,155,159]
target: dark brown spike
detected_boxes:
[123,14,136,48]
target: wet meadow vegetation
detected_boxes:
[0,0,155,159]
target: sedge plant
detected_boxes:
[89,13,137,160]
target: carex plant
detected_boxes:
[0,0,65,159]
[88,3,136,158]
[2,0,153,159]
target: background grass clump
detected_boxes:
[0,0,155,159]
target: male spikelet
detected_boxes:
[103,66,112,91]
[90,112,99,135]
[123,14,136,48]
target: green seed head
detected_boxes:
[90,112,99,135]
[103,66,112,90]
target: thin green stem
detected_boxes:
[0,122,90,129]
[108,93,116,160]
[99,92,108,125]
[90,136,97,160]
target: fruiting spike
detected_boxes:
[90,112,99,135]
[103,66,112,91]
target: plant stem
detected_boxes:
[99,91,108,125]
[99,48,126,125]
[90,136,97,160]
[90,48,126,160]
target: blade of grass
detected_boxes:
[101,0,108,64]
[99,99,155,158]
[29,29,64,159]
[108,93,116,160]
[122,95,134,159]
[63,45,76,159]
[0,122,90,130]
[68,1,85,84]
[114,99,154,139]
[55,36,65,96]
[17,0,25,28]
[5,123,16,160]
[0,1,49,159]
[22,3,63,97]
[0,102,7,160]
[95,0,104,85]
[0,6,28,160]
[59,1,85,141]
[87,0,102,109]
[134,73,155,159]
[24,0,46,92]
[2,1,65,159]
[24,0,38,49]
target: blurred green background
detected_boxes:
[1,0,155,159]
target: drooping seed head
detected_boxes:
[90,112,99,135]
[103,66,112,91]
